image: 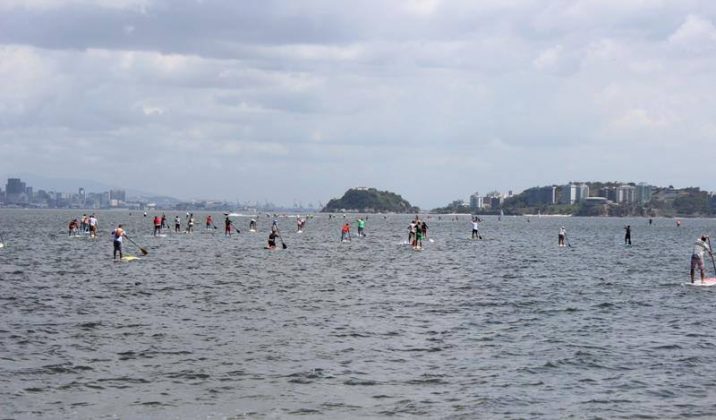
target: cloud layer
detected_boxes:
[1,0,716,207]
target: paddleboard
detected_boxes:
[0,243,4,248]
[341,239,351,243]
[249,229,257,233]
[264,246,277,250]
[413,246,423,251]
[686,278,716,287]
[120,255,140,262]
[297,230,303,234]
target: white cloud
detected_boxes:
[533,45,563,70]
[668,14,716,52]
[401,0,441,16]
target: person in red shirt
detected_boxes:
[153,215,162,236]
[341,223,351,242]
[206,215,214,230]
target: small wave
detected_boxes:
[343,378,378,386]
[405,377,448,385]
[390,347,443,353]
[288,408,322,415]
[651,344,682,350]
[166,370,210,380]
[97,376,150,384]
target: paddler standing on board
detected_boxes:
[691,235,713,284]
[153,215,162,236]
[558,226,567,247]
[267,231,278,249]
[341,223,351,242]
[224,216,233,237]
[471,217,481,240]
[356,217,366,237]
[88,214,98,238]
[112,224,126,260]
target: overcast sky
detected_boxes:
[1,0,716,208]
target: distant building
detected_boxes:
[635,183,652,204]
[599,187,617,202]
[79,187,86,205]
[615,184,636,204]
[561,182,589,205]
[526,186,556,206]
[5,178,27,204]
[487,194,503,209]
[109,189,126,203]
[469,192,483,210]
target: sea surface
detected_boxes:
[2,209,716,419]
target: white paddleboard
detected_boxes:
[686,278,716,287]
[120,256,140,262]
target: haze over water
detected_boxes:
[2,209,716,418]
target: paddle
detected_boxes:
[565,235,572,248]
[707,237,716,276]
[124,235,148,256]
[277,229,287,249]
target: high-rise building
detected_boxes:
[635,183,652,204]
[469,192,483,210]
[109,189,126,202]
[561,182,589,204]
[5,178,27,204]
[526,186,556,205]
[79,187,86,205]
[616,184,636,203]
[487,193,503,209]
[599,187,617,202]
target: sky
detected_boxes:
[1,0,716,209]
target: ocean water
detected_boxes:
[1,209,716,419]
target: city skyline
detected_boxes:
[2,2,716,208]
[3,174,714,213]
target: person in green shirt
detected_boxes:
[356,217,366,237]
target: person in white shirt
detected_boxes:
[558,227,567,247]
[472,218,481,240]
[88,214,98,238]
[691,235,713,283]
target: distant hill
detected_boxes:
[322,188,419,213]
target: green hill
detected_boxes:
[322,188,419,213]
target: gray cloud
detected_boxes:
[2,0,716,208]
